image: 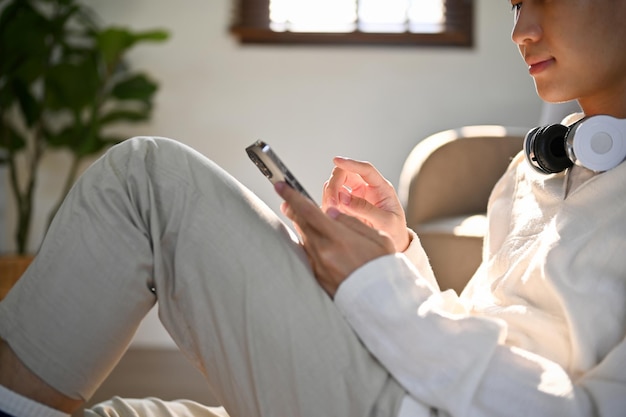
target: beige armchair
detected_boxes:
[398,125,528,294]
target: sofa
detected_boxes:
[398,125,528,294]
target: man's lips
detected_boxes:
[526,57,555,75]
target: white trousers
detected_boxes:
[0,137,404,417]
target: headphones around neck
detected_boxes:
[524,115,626,174]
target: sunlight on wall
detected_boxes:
[270,0,444,33]
[270,0,356,32]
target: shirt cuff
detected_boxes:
[402,228,438,292]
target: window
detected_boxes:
[231,0,473,47]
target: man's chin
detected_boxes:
[534,81,576,104]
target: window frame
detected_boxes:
[230,0,474,47]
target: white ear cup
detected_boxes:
[566,115,626,172]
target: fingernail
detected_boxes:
[274,182,285,192]
[339,191,351,205]
[327,207,341,219]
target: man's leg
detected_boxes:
[0,340,80,414]
[0,137,405,417]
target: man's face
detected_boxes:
[510,0,626,116]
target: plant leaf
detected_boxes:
[11,79,40,127]
[97,27,169,68]
[97,27,135,67]
[132,29,170,44]
[45,55,100,111]
[111,73,158,103]
[99,108,150,125]
[46,124,82,148]
[0,1,50,84]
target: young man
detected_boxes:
[2,1,626,416]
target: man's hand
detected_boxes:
[275,182,395,298]
[322,157,410,252]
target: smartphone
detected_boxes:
[246,140,315,203]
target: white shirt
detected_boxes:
[335,152,626,417]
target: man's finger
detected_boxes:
[275,182,336,237]
[333,157,390,189]
[327,207,393,250]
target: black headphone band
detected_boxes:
[524,123,573,174]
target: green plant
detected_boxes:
[0,0,169,254]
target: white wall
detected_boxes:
[2,0,543,347]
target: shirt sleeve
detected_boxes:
[334,256,626,416]
[402,229,439,292]
[335,254,505,416]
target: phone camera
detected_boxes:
[247,150,273,179]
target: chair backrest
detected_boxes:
[398,125,528,230]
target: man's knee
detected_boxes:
[109,136,203,175]
[108,136,182,162]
